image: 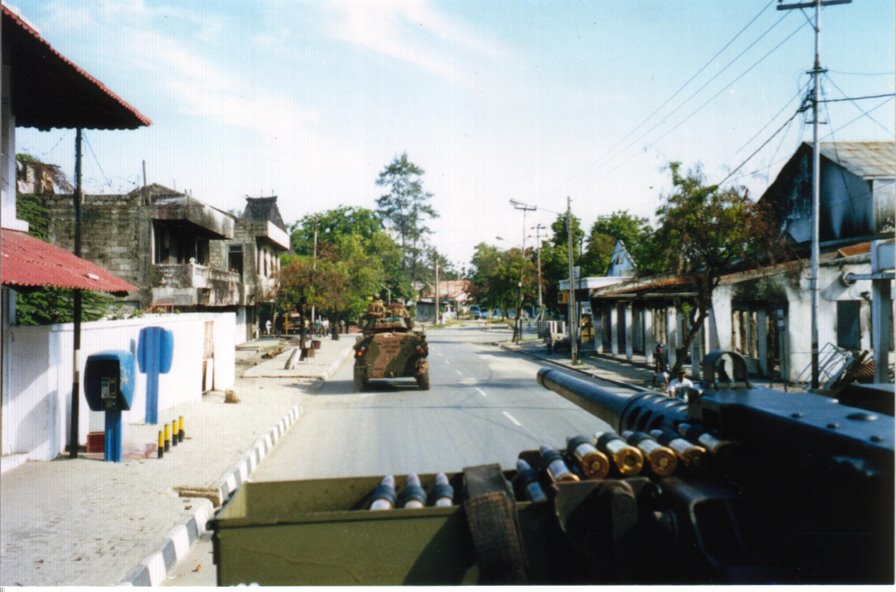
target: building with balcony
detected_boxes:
[210,195,291,338]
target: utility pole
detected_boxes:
[777,0,851,389]
[311,224,318,325]
[510,199,536,343]
[69,128,83,458]
[566,196,578,364]
[532,223,546,316]
[434,255,440,325]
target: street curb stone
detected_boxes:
[120,403,303,586]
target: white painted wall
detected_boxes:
[2,312,235,462]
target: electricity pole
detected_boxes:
[510,199,536,343]
[532,223,546,316]
[567,196,578,365]
[777,0,851,389]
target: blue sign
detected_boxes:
[137,327,174,425]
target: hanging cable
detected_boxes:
[564,3,790,190]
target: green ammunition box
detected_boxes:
[212,472,565,586]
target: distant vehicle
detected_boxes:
[353,303,429,391]
[468,305,482,319]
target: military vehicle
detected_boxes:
[353,300,429,391]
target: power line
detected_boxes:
[820,74,894,136]
[569,0,778,183]
[591,18,811,186]
[820,92,896,103]
[718,107,803,185]
[565,2,789,190]
[729,80,810,158]
[584,17,809,189]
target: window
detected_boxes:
[229,245,244,278]
[836,300,861,350]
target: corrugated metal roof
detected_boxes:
[819,142,895,180]
[1,230,136,294]
[3,4,151,131]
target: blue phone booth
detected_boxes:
[84,350,135,462]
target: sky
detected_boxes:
[11,0,895,269]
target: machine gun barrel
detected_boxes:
[537,367,686,435]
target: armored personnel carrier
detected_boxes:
[353,300,429,391]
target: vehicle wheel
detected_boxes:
[353,371,366,392]
[416,370,430,390]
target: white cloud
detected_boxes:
[41,0,317,136]
[329,0,506,84]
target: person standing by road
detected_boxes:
[651,343,669,389]
[265,319,272,335]
[667,369,694,399]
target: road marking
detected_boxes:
[456,369,463,376]
[502,411,522,426]
[475,387,488,397]
[444,359,451,364]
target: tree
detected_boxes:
[653,162,783,372]
[279,205,413,331]
[375,153,438,287]
[468,242,537,326]
[585,210,658,276]
[539,213,586,317]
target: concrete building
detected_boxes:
[211,196,290,338]
[588,142,895,386]
[37,187,290,341]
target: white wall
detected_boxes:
[2,312,235,462]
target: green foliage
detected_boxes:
[375,153,439,285]
[537,213,585,316]
[14,191,112,325]
[652,161,779,371]
[15,288,114,325]
[280,205,413,321]
[468,243,537,314]
[586,210,658,275]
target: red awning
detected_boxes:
[1,230,136,295]
[3,4,151,131]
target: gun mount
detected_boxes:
[537,350,894,584]
[212,351,893,585]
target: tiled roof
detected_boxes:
[1,230,136,294]
[3,4,151,130]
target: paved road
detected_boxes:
[252,325,617,480]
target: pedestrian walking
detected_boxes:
[265,319,272,335]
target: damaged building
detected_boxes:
[31,183,290,341]
[587,141,894,387]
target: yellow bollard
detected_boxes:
[171,420,178,447]
[157,430,164,459]
[164,424,171,452]
[178,416,184,443]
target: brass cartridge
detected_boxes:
[677,422,733,456]
[649,429,706,468]
[566,435,610,479]
[622,430,678,477]
[593,432,644,476]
